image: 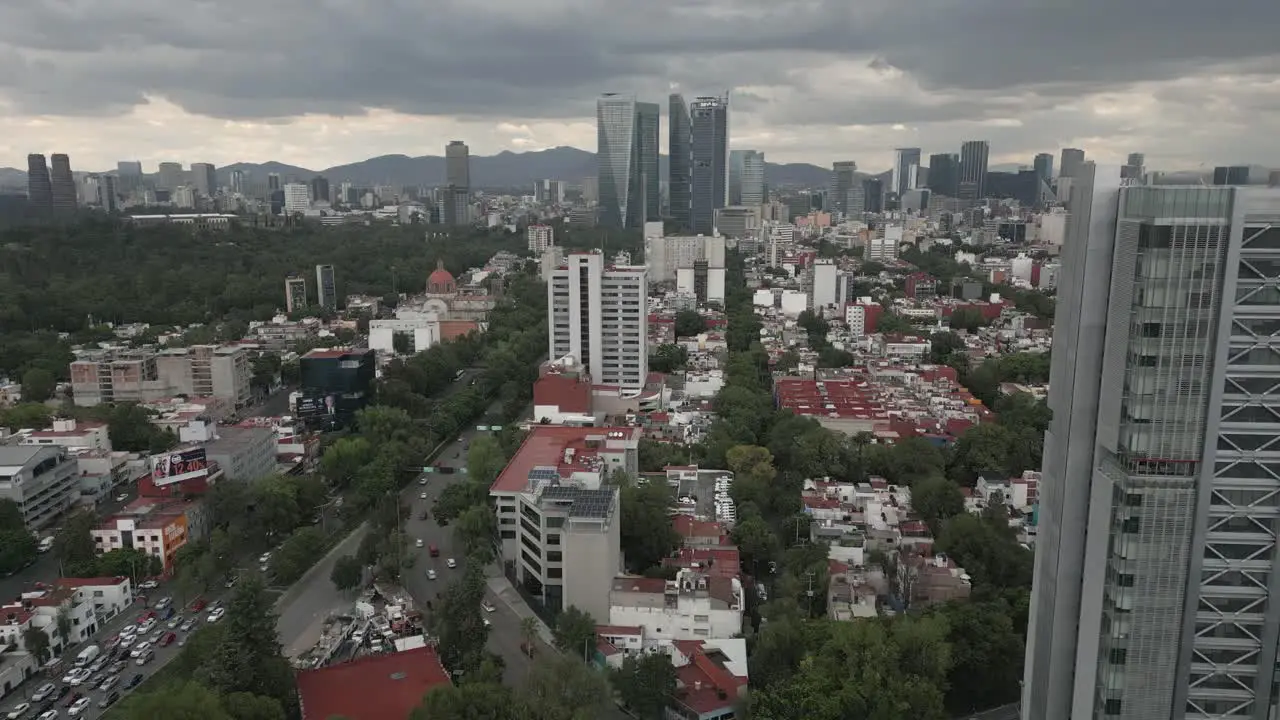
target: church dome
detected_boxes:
[427,259,456,294]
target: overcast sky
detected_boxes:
[1,0,1278,173]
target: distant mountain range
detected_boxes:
[0,146,833,191]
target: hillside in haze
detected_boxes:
[0,147,833,191]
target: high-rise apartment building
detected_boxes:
[229,169,246,195]
[267,173,281,192]
[98,175,118,212]
[156,345,253,409]
[957,141,989,202]
[1059,147,1086,180]
[26,154,52,209]
[689,95,730,235]
[534,180,565,205]
[49,154,77,212]
[597,94,659,228]
[527,225,554,254]
[446,141,470,190]
[730,150,765,206]
[892,148,922,197]
[862,178,884,213]
[928,153,959,197]
[285,274,308,313]
[315,264,337,309]
[190,163,217,197]
[283,183,310,215]
[547,251,647,391]
[440,185,470,226]
[829,161,859,216]
[158,162,185,191]
[668,94,693,229]
[1023,168,1280,720]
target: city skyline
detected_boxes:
[0,1,1275,173]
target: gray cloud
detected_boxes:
[0,0,1278,167]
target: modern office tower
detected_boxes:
[828,161,859,216]
[597,94,659,228]
[1034,153,1054,183]
[190,162,217,197]
[1127,152,1145,169]
[49,154,77,212]
[957,141,989,201]
[1059,147,1086,180]
[98,175,118,212]
[440,186,470,226]
[310,176,330,205]
[689,94,730,235]
[547,251,648,391]
[1122,153,1146,181]
[1212,166,1271,186]
[315,264,337,309]
[534,179,565,205]
[862,178,884,213]
[283,183,310,215]
[116,161,143,193]
[285,274,308,313]
[1022,168,1280,720]
[158,162,185,191]
[892,147,922,196]
[669,94,692,229]
[729,150,765,206]
[26,154,52,209]
[267,173,281,191]
[229,169,246,195]
[446,141,470,189]
[927,153,959,197]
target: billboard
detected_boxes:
[294,392,336,420]
[151,448,210,487]
[162,514,189,547]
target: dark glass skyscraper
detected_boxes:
[927,153,959,197]
[958,141,989,201]
[1060,147,1086,179]
[1034,153,1054,183]
[49,154,77,212]
[668,94,692,229]
[690,94,729,235]
[26,154,52,210]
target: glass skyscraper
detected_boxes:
[597,95,659,228]
[1024,165,1280,720]
[689,94,729,235]
[669,94,692,229]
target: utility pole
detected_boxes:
[804,571,815,618]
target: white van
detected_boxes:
[74,644,101,668]
[37,536,54,553]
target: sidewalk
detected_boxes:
[486,575,554,646]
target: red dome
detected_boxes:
[427,260,456,293]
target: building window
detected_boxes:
[547,568,562,579]
[500,530,516,540]
[547,551,563,563]
[547,534,561,546]
[1104,699,1122,715]
[1122,518,1140,534]
[1109,648,1127,664]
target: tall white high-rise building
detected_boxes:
[548,252,648,391]
[1023,167,1280,720]
[283,183,310,214]
[892,148,921,197]
[527,225,554,254]
[315,264,337,309]
[811,258,838,311]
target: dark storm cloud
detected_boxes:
[0,0,1276,122]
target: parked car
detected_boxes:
[207,607,227,623]
[179,619,196,632]
[129,641,152,658]
[415,538,424,548]
[135,649,154,666]
[190,597,207,612]
[426,569,437,580]
[167,614,183,629]
[153,597,172,611]
[481,601,496,613]
[138,579,159,590]
[99,674,120,692]
[446,558,457,569]
[4,702,30,720]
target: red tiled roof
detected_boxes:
[0,605,33,625]
[489,426,640,493]
[671,514,725,540]
[297,645,450,720]
[673,642,747,716]
[611,576,668,595]
[54,576,129,589]
[664,547,740,580]
[596,624,643,636]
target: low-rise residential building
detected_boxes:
[0,445,79,531]
[155,344,254,409]
[53,576,134,621]
[0,584,99,655]
[69,349,171,406]
[72,450,141,503]
[295,645,451,720]
[608,570,744,643]
[91,498,207,573]
[19,419,111,452]
[668,639,750,720]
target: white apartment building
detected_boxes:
[811,258,838,311]
[548,252,648,392]
[20,419,111,452]
[645,234,727,284]
[608,569,744,642]
[54,576,134,621]
[156,345,253,409]
[0,585,99,658]
[527,224,554,254]
[283,183,310,214]
[867,226,902,262]
[0,446,79,531]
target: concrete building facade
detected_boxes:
[548,252,648,392]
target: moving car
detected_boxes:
[153,596,172,611]
[419,492,427,500]
[128,673,145,688]
[481,601,496,613]
[428,545,439,558]
[419,477,428,485]
[129,641,152,658]
[5,702,30,719]
[190,598,207,612]
[167,615,183,629]
[114,492,129,502]
[415,538,424,548]
[446,558,457,569]
[179,619,196,632]
[160,632,177,647]
[135,648,154,666]
[138,579,159,590]
[99,675,120,692]
[35,711,58,720]
[67,696,91,717]
[60,668,90,686]
[98,691,120,709]
[426,569,437,580]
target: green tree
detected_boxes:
[519,616,540,657]
[95,547,163,580]
[54,509,100,577]
[432,481,490,523]
[948,423,1016,484]
[731,514,780,571]
[198,575,297,713]
[269,526,327,584]
[947,307,987,332]
[106,403,167,452]
[0,499,36,576]
[674,310,707,337]
[0,402,53,430]
[222,692,287,720]
[552,605,597,661]
[412,682,518,720]
[619,478,680,573]
[431,563,490,677]
[648,343,689,373]
[319,437,374,489]
[453,505,497,564]
[613,651,678,719]
[22,626,50,662]
[466,435,507,487]
[911,476,966,532]
[935,600,1025,714]
[935,513,1033,592]
[521,653,612,720]
[118,681,234,720]
[330,554,363,591]
[20,367,56,402]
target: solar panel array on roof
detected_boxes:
[569,488,615,519]
[526,466,560,492]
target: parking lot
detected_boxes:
[677,469,736,527]
[2,590,232,720]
